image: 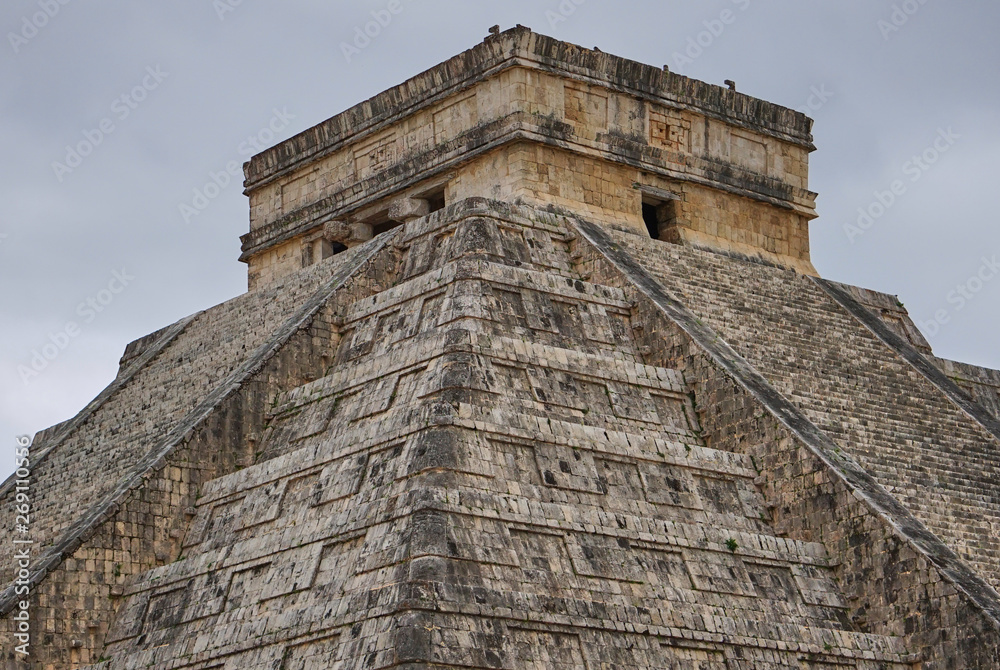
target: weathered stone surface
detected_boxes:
[240,26,818,291]
[80,202,921,669]
[587,224,1000,593]
[0,236,399,667]
[3,27,998,670]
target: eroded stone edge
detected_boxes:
[0,231,398,616]
[572,216,1000,629]
[0,312,201,503]
[813,276,1000,443]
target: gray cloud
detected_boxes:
[2,0,998,477]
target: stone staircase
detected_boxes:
[608,228,1000,593]
[89,201,916,669]
[0,249,370,580]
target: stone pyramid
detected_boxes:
[3,26,999,669]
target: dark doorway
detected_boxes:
[642,201,661,239]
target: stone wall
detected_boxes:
[823,281,933,355]
[7,200,998,667]
[575,216,1000,668]
[638,310,1000,666]
[0,237,400,668]
[239,27,818,289]
[594,225,1000,592]
[75,200,961,668]
[0,254,348,580]
[934,357,1000,419]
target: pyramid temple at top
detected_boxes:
[4,25,1000,670]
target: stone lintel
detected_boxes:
[243,26,813,192]
[238,27,820,289]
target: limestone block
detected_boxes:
[388,196,430,223]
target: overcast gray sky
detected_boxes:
[2,1,998,479]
